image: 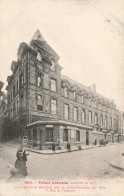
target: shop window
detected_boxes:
[64,104,69,119]
[76,130,80,141]
[63,129,68,142]
[51,99,57,114]
[51,78,56,92]
[46,128,53,142]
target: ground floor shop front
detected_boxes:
[25,121,122,150]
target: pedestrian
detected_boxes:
[78,143,82,150]
[67,142,71,153]
[52,143,56,153]
[15,146,28,176]
[95,139,97,145]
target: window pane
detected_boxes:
[82,109,85,122]
[51,79,56,92]
[63,129,68,141]
[51,60,55,71]
[64,104,69,119]
[74,107,78,121]
[37,52,42,61]
[89,111,92,123]
[76,130,80,141]
[51,99,57,114]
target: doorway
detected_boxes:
[86,131,89,145]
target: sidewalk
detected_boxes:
[109,156,124,171]
[3,141,124,155]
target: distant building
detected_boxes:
[6,30,123,149]
[0,81,7,141]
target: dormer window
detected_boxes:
[82,95,84,103]
[51,59,55,71]
[64,87,68,97]
[74,91,77,100]
[89,99,91,106]
[37,52,42,62]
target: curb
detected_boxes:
[27,145,99,155]
[109,163,124,171]
[3,142,124,155]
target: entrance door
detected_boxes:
[86,131,89,145]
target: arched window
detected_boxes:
[74,91,77,100]
[37,52,42,62]
[51,59,55,71]
[64,87,68,97]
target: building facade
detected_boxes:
[6,30,123,149]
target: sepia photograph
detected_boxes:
[0,0,124,195]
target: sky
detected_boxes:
[0,0,124,109]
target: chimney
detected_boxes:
[92,84,96,93]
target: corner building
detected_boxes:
[6,30,121,149]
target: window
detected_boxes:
[94,113,98,124]
[74,107,78,121]
[16,80,19,93]
[51,60,55,71]
[88,111,92,123]
[110,117,112,128]
[63,129,68,142]
[37,94,43,111]
[11,91,13,101]
[46,128,53,142]
[74,91,77,100]
[76,130,80,141]
[51,78,56,92]
[38,72,42,86]
[64,87,68,97]
[64,104,69,120]
[82,95,84,103]
[13,85,15,97]
[94,102,97,108]
[37,52,42,62]
[37,105,43,111]
[82,109,85,122]
[105,116,107,127]
[51,99,57,114]
[38,94,42,101]
[100,115,103,126]
[89,99,91,106]
[16,100,18,115]
[20,73,24,87]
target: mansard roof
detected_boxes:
[61,74,116,108]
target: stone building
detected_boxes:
[6,30,122,149]
[0,81,7,141]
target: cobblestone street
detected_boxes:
[0,143,124,180]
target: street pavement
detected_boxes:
[0,143,124,180]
